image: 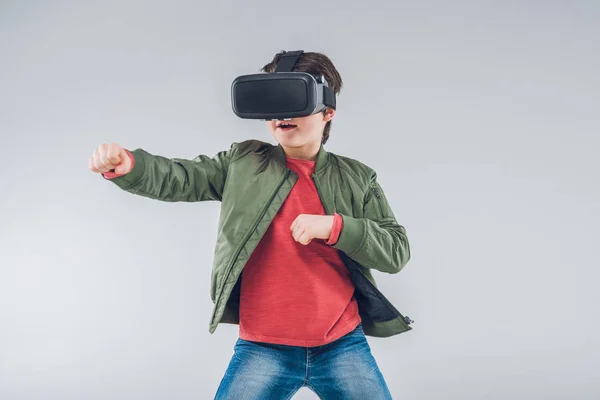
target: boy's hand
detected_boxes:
[89,143,132,175]
[290,214,335,245]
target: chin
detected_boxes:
[274,132,304,147]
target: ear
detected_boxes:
[322,107,336,123]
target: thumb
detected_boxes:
[113,149,131,175]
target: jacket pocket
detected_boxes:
[368,182,395,220]
[371,186,386,219]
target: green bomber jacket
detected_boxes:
[104,139,414,337]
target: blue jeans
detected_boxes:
[214,323,393,399]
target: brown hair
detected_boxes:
[261,51,343,145]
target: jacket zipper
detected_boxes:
[312,173,329,214]
[371,186,385,218]
[214,168,291,313]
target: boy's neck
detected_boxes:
[281,141,321,161]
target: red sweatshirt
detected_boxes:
[103,151,361,347]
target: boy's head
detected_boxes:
[261,51,343,149]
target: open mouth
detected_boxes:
[276,122,297,131]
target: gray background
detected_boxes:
[1,1,598,399]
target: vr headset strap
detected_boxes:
[274,50,304,72]
[274,50,336,110]
[323,87,336,110]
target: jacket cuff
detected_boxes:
[326,213,344,245]
[331,214,367,257]
[102,149,146,189]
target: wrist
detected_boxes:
[326,213,343,245]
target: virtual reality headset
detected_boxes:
[231,50,336,120]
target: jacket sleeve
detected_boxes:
[332,173,411,274]
[102,143,239,202]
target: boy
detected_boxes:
[89,51,412,399]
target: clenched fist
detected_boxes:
[89,143,132,175]
[290,214,335,245]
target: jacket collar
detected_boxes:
[272,142,330,174]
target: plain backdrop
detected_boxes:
[1,1,598,399]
